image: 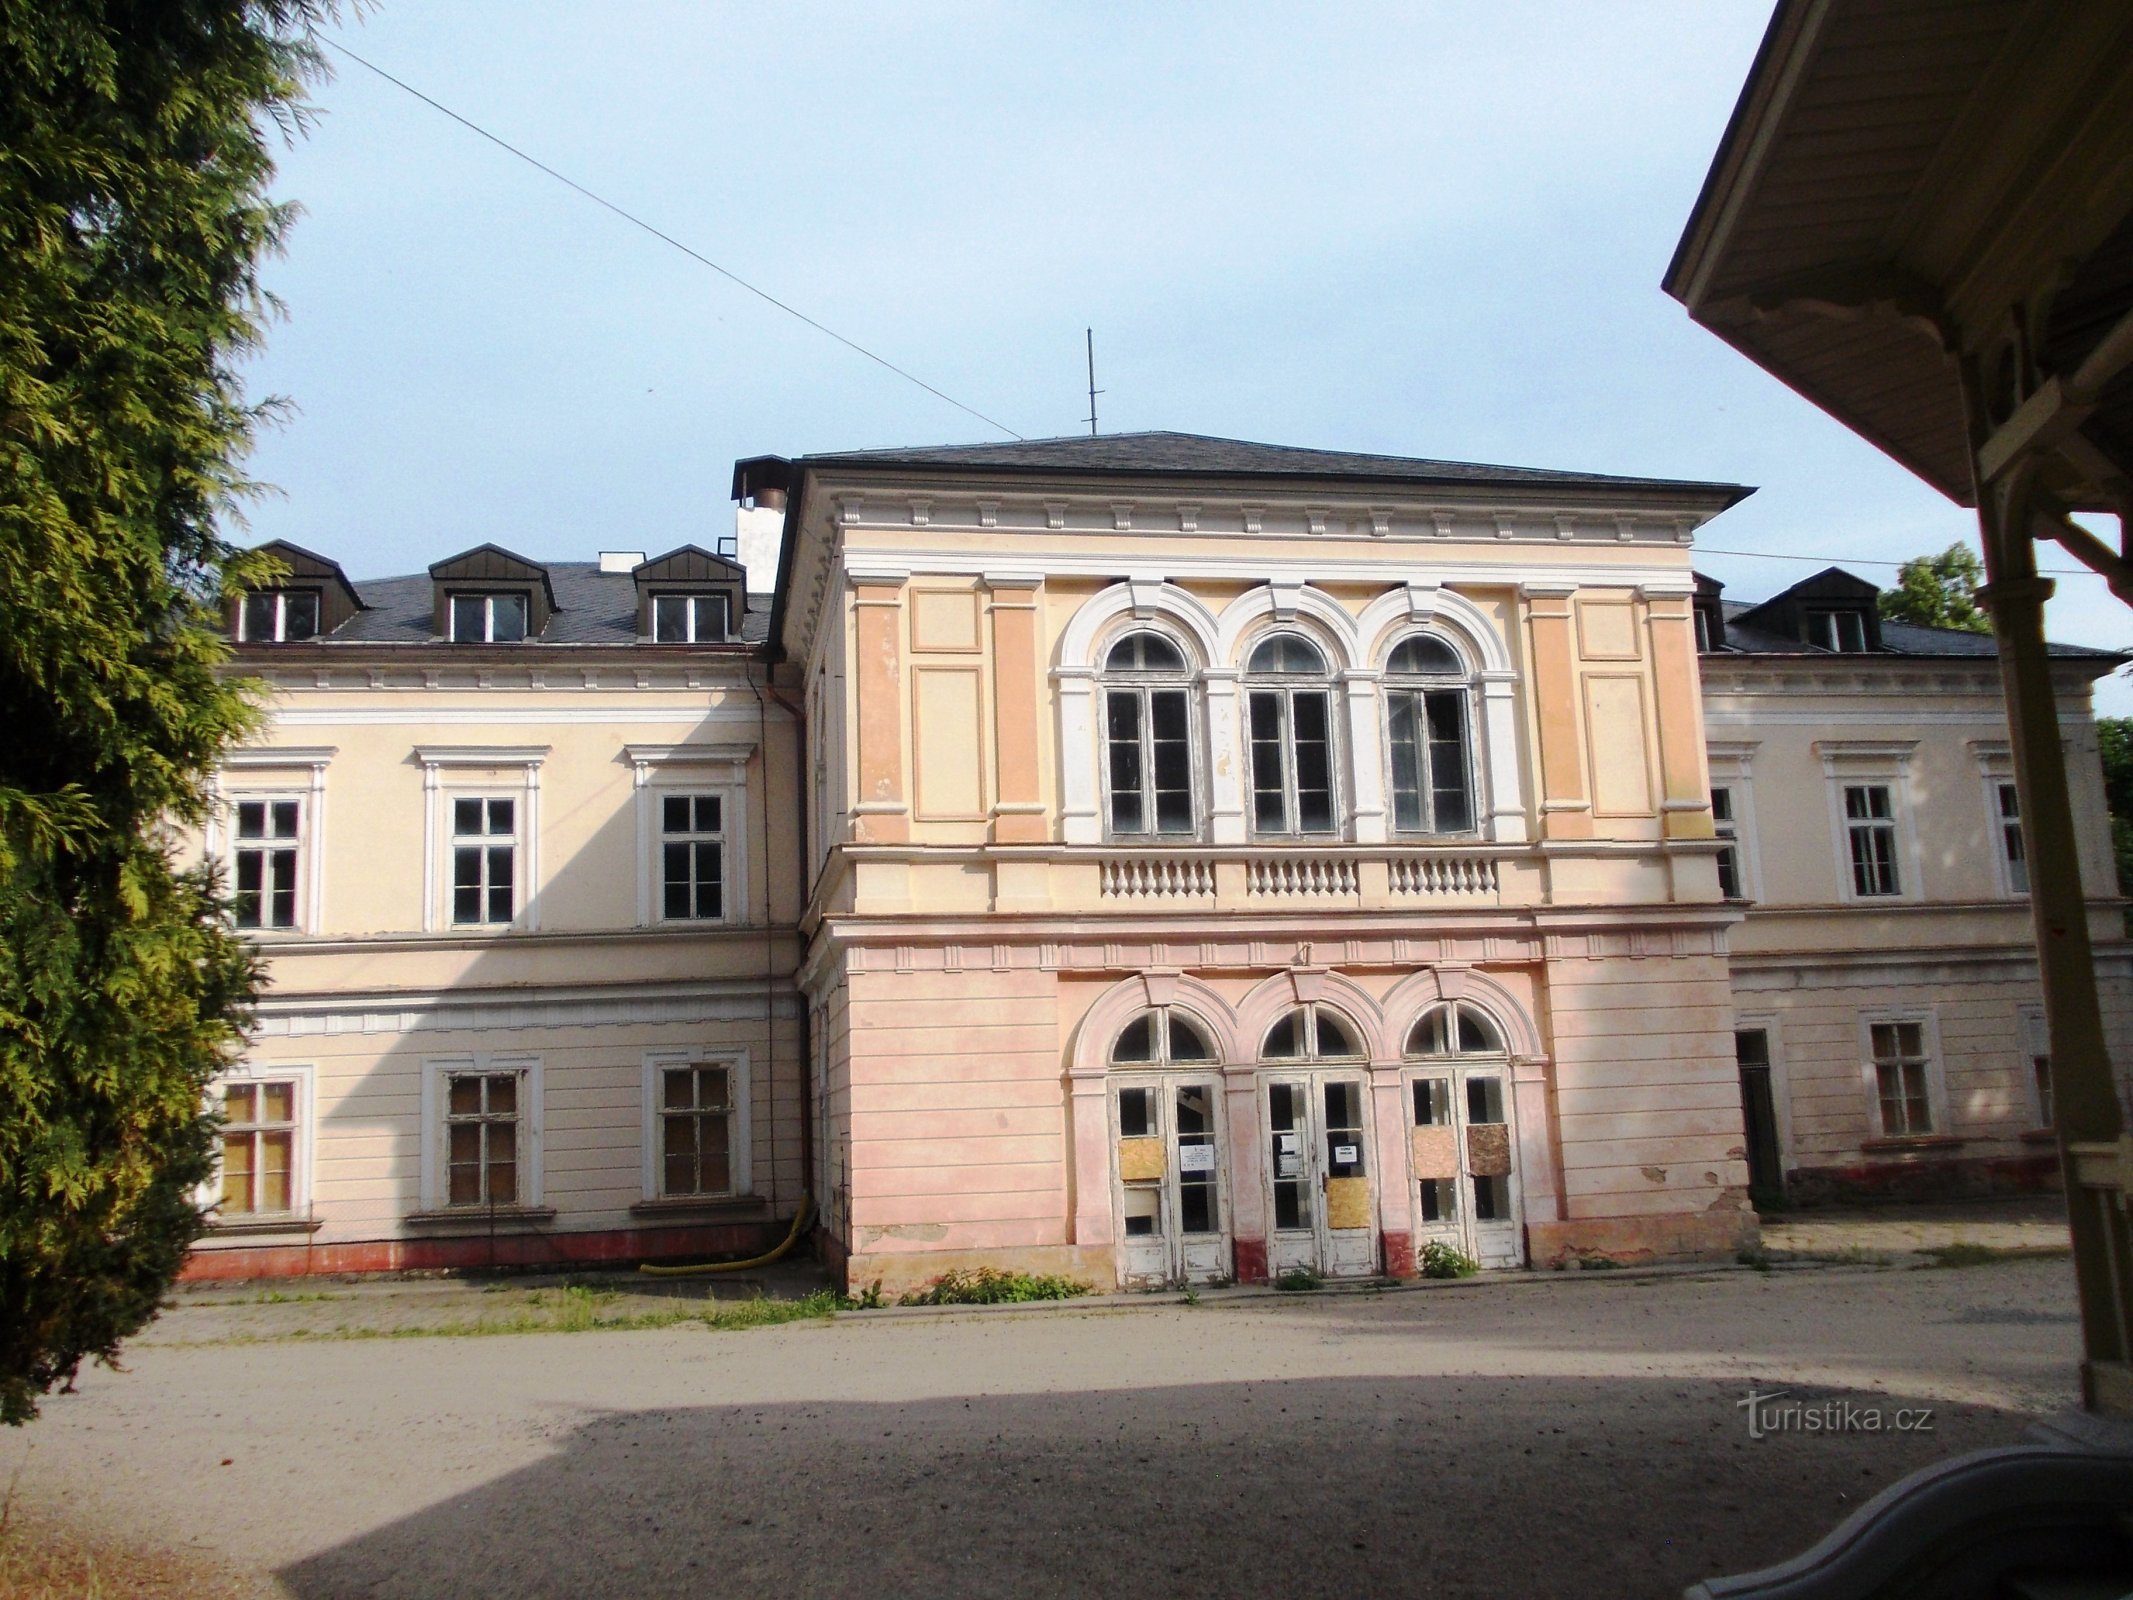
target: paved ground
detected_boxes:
[0,1253,2084,1600]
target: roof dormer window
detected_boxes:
[1806,606,1869,653]
[450,592,529,643]
[652,592,729,644]
[1692,572,1726,652]
[241,588,322,643]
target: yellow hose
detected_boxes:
[637,1193,814,1277]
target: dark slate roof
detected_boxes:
[1716,600,2124,662]
[795,431,1753,502]
[280,561,770,647]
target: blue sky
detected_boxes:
[240,1,2129,708]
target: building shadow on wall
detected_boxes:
[273,1372,2040,1600]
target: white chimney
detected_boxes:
[735,504,785,588]
[598,550,646,574]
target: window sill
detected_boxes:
[404,1206,557,1226]
[629,1195,767,1220]
[2020,1127,2060,1145]
[207,1215,324,1237]
[1859,1135,1964,1155]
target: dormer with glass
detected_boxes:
[633,546,746,645]
[428,544,555,644]
[231,540,363,643]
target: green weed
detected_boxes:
[896,1268,1090,1306]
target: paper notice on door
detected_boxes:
[1277,1132,1302,1152]
[1333,1144,1359,1165]
[1178,1143,1215,1173]
[1276,1153,1303,1178]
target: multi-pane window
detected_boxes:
[240,588,321,642]
[451,798,516,925]
[444,1071,520,1206]
[1995,781,2028,894]
[219,1080,297,1216]
[1844,784,1901,897]
[1712,786,1743,900]
[449,592,529,643]
[1870,1021,1934,1137]
[1245,633,1336,836]
[1808,608,1869,652]
[653,593,729,644]
[1261,1004,1361,1061]
[660,1062,737,1197]
[1103,632,1195,836]
[661,794,725,920]
[233,799,300,930]
[1384,635,1474,836]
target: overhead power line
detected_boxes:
[323,38,1026,442]
[1698,544,2095,579]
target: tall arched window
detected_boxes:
[1245,632,1336,836]
[1103,631,1195,836]
[1384,634,1475,836]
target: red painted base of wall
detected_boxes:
[1785,1152,2060,1206]
[181,1218,788,1281]
[1232,1236,1269,1285]
[1380,1230,1415,1278]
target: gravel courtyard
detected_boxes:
[0,1258,2082,1599]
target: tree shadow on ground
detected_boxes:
[275,1373,2038,1600]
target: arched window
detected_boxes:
[1111,1007,1216,1067]
[1384,634,1475,836]
[1406,1002,1503,1057]
[1260,1004,1363,1060]
[1244,632,1336,836]
[1102,631,1195,836]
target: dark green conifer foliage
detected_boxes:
[1,1,328,1423]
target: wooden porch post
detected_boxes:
[1968,395,2132,1408]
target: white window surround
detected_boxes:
[1969,741,2029,899]
[640,1047,753,1203]
[1816,740,1924,904]
[1378,628,1484,839]
[207,747,335,935]
[1098,622,1203,840]
[418,1053,544,1213]
[1705,741,1762,903]
[202,1059,317,1227]
[416,745,548,933]
[1856,1010,1950,1140]
[1052,579,1523,847]
[625,742,755,927]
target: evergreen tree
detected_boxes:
[1880,542,1991,632]
[1,0,327,1423]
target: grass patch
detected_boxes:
[1418,1242,1481,1280]
[1919,1241,2070,1269]
[1273,1268,1322,1292]
[181,1286,845,1345]
[896,1268,1089,1306]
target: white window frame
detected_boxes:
[1806,607,1870,653]
[651,592,730,644]
[203,1060,316,1226]
[447,794,521,929]
[1098,625,1202,841]
[1857,1010,1948,1140]
[625,743,754,928]
[207,747,334,936]
[1242,629,1343,840]
[640,1048,753,1203]
[419,1054,544,1213]
[1969,742,2029,898]
[237,587,323,643]
[1379,632,1480,840]
[416,746,548,934]
[2018,1005,2053,1130]
[447,590,531,643]
[1705,742,1762,903]
[1816,741,1923,904]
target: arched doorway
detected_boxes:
[1259,1002,1379,1280]
[1404,1002,1524,1269]
[1107,1007,1231,1288]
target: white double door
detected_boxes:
[1264,1072,1379,1280]
[1407,1063,1523,1269]
[1112,1075,1230,1287]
